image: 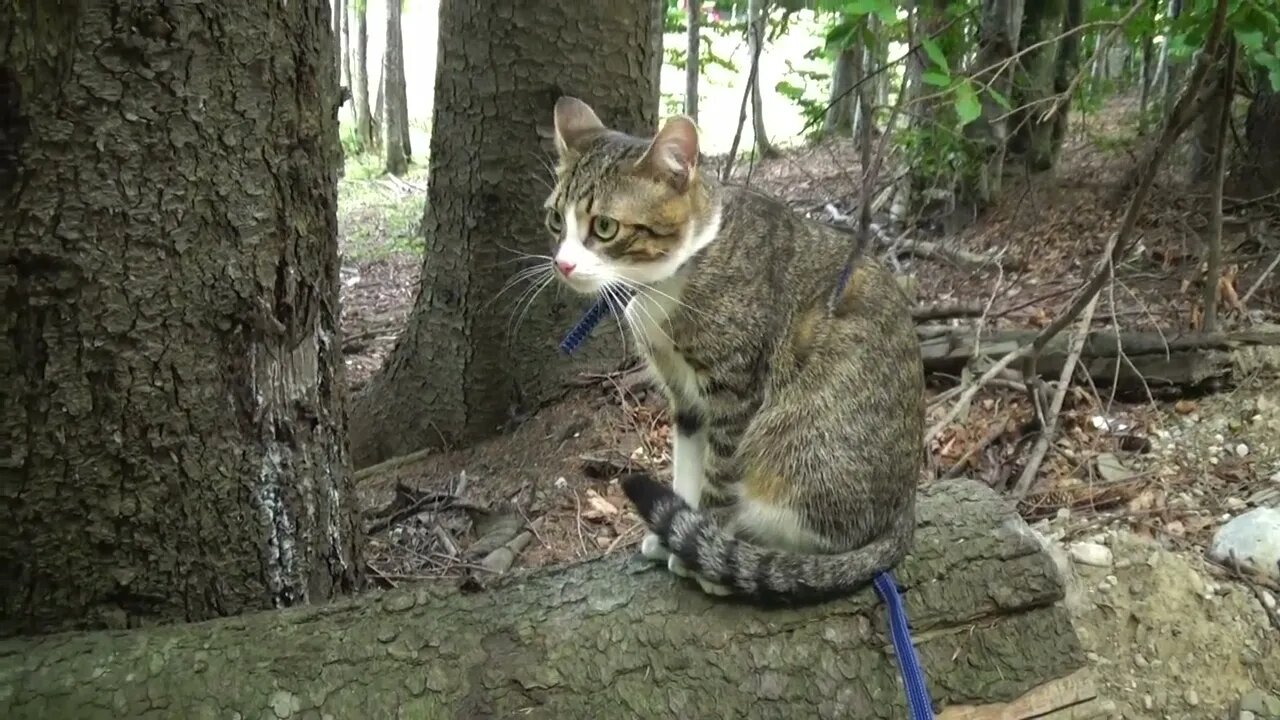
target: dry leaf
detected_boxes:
[1174,399,1197,414]
[582,489,619,521]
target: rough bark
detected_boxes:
[1009,0,1067,171]
[748,0,778,157]
[1049,0,1083,157]
[353,0,373,149]
[964,0,1025,206]
[1190,43,1232,185]
[0,481,1099,719]
[0,0,362,637]
[686,0,700,121]
[347,0,661,467]
[382,0,408,175]
[823,46,860,136]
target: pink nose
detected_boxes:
[555,260,576,276]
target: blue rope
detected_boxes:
[559,282,934,720]
[873,571,936,720]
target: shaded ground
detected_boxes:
[336,96,1280,717]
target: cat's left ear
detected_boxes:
[636,115,699,191]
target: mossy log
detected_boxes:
[0,481,1102,719]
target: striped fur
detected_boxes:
[622,473,911,601]
[542,97,925,601]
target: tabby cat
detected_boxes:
[542,96,924,601]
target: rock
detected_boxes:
[1096,452,1135,483]
[1239,711,1256,720]
[1069,541,1114,568]
[1208,507,1280,585]
[1239,689,1280,718]
[1237,443,1251,457]
[1185,689,1199,707]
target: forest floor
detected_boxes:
[335,97,1280,719]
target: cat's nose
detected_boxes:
[555,259,576,276]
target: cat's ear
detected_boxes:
[636,115,699,191]
[553,96,605,159]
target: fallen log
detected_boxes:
[919,327,1280,394]
[0,481,1102,719]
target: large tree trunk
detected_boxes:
[1234,68,1280,197]
[963,0,1025,206]
[686,0,700,121]
[1009,0,1068,171]
[382,0,408,175]
[748,0,778,157]
[347,0,662,467]
[0,481,1104,719]
[1049,0,1083,157]
[353,0,373,149]
[0,0,362,638]
[1189,43,1234,184]
[823,46,860,137]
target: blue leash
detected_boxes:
[559,284,935,720]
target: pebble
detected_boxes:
[1237,443,1250,457]
[1226,497,1248,512]
[1143,694,1154,710]
[554,476,568,489]
[1069,541,1114,568]
[1239,712,1255,720]
[1186,689,1199,707]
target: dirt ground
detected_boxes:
[337,97,1280,717]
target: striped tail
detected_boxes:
[621,473,911,602]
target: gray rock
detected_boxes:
[1208,507,1280,585]
[1070,541,1114,568]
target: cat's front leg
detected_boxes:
[641,409,708,565]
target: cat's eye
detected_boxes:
[545,209,563,233]
[591,215,620,241]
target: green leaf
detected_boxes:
[986,86,1012,111]
[954,81,981,127]
[922,70,951,87]
[921,37,949,74]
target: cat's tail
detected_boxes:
[620,473,911,602]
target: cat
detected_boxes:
[541,96,925,601]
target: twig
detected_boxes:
[721,12,766,182]
[1012,291,1100,498]
[941,417,1011,480]
[1241,248,1280,305]
[925,344,1033,444]
[1202,36,1236,332]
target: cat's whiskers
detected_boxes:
[507,272,556,343]
[485,262,552,313]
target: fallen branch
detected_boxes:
[920,327,1280,396]
[0,481,1102,719]
[824,205,1019,271]
[911,302,987,321]
[1012,292,1100,498]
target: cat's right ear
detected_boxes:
[553,96,605,160]
[636,115,699,192]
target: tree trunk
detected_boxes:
[333,0,343,84]
[354,0,373,149]
[372,62,385,151]
[0,481,1104,720]
[1010,0,1068,171]
[1190,43,1233,184]
[823,46,860,137]
[748,0,778,157]
[1237,71,1280,197]
[686,0,700,121]
[1050,0,1083,157]
[347,0,661,467]
[964,0,1025,206]
[340,0,352,103]
[853,15,878,146]
[1138,33,1153,134]
[0,0,362,638]
[1162,0,1184,113]
[382,0,408,175]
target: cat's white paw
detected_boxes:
[667,554,692,578]
[640,532,670,562]
[695,574,733,596]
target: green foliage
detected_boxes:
[776,63,832,135]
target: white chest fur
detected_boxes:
[625,292,702,409]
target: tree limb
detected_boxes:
[0,481,1100,720]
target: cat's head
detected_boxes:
[542,97,717,296]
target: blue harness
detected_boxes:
[558,288,936,720]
